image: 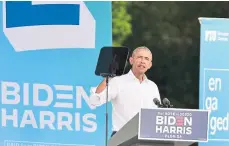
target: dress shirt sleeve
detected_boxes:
[89,77,119,107]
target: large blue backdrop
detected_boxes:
[0,1,112,146]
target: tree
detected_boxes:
[112,1,132,46]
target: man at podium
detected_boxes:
[90,46,161,137]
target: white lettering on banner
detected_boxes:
[155,115,192,135]
[204,72,229,135]
[0,81,97,132]
[205,30,229,42]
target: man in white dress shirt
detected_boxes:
[89,46,161,137]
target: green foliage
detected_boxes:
[112,1,132,46]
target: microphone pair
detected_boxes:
[153,98,173,108]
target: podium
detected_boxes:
[108,108,209,146]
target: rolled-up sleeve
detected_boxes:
[89,77,119,107]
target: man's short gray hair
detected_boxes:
[132,46,152,58]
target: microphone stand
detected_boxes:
[100,73,114,146]
[100,58,117,146]
[156,103,164,108]
[168,104,174,108]
[163,103,174,108]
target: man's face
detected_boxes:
[129,49,152,74]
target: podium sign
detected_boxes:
[138,108,209,142]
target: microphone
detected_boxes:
[153,98,163,108]
[162,98,173,108]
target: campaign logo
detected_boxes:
[205,30,217,42]
[155,111,192,139]
[3,1,96,52]
[205,30,229,42]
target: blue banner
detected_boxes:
[0,1,111,146]
[199,17,229,146]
